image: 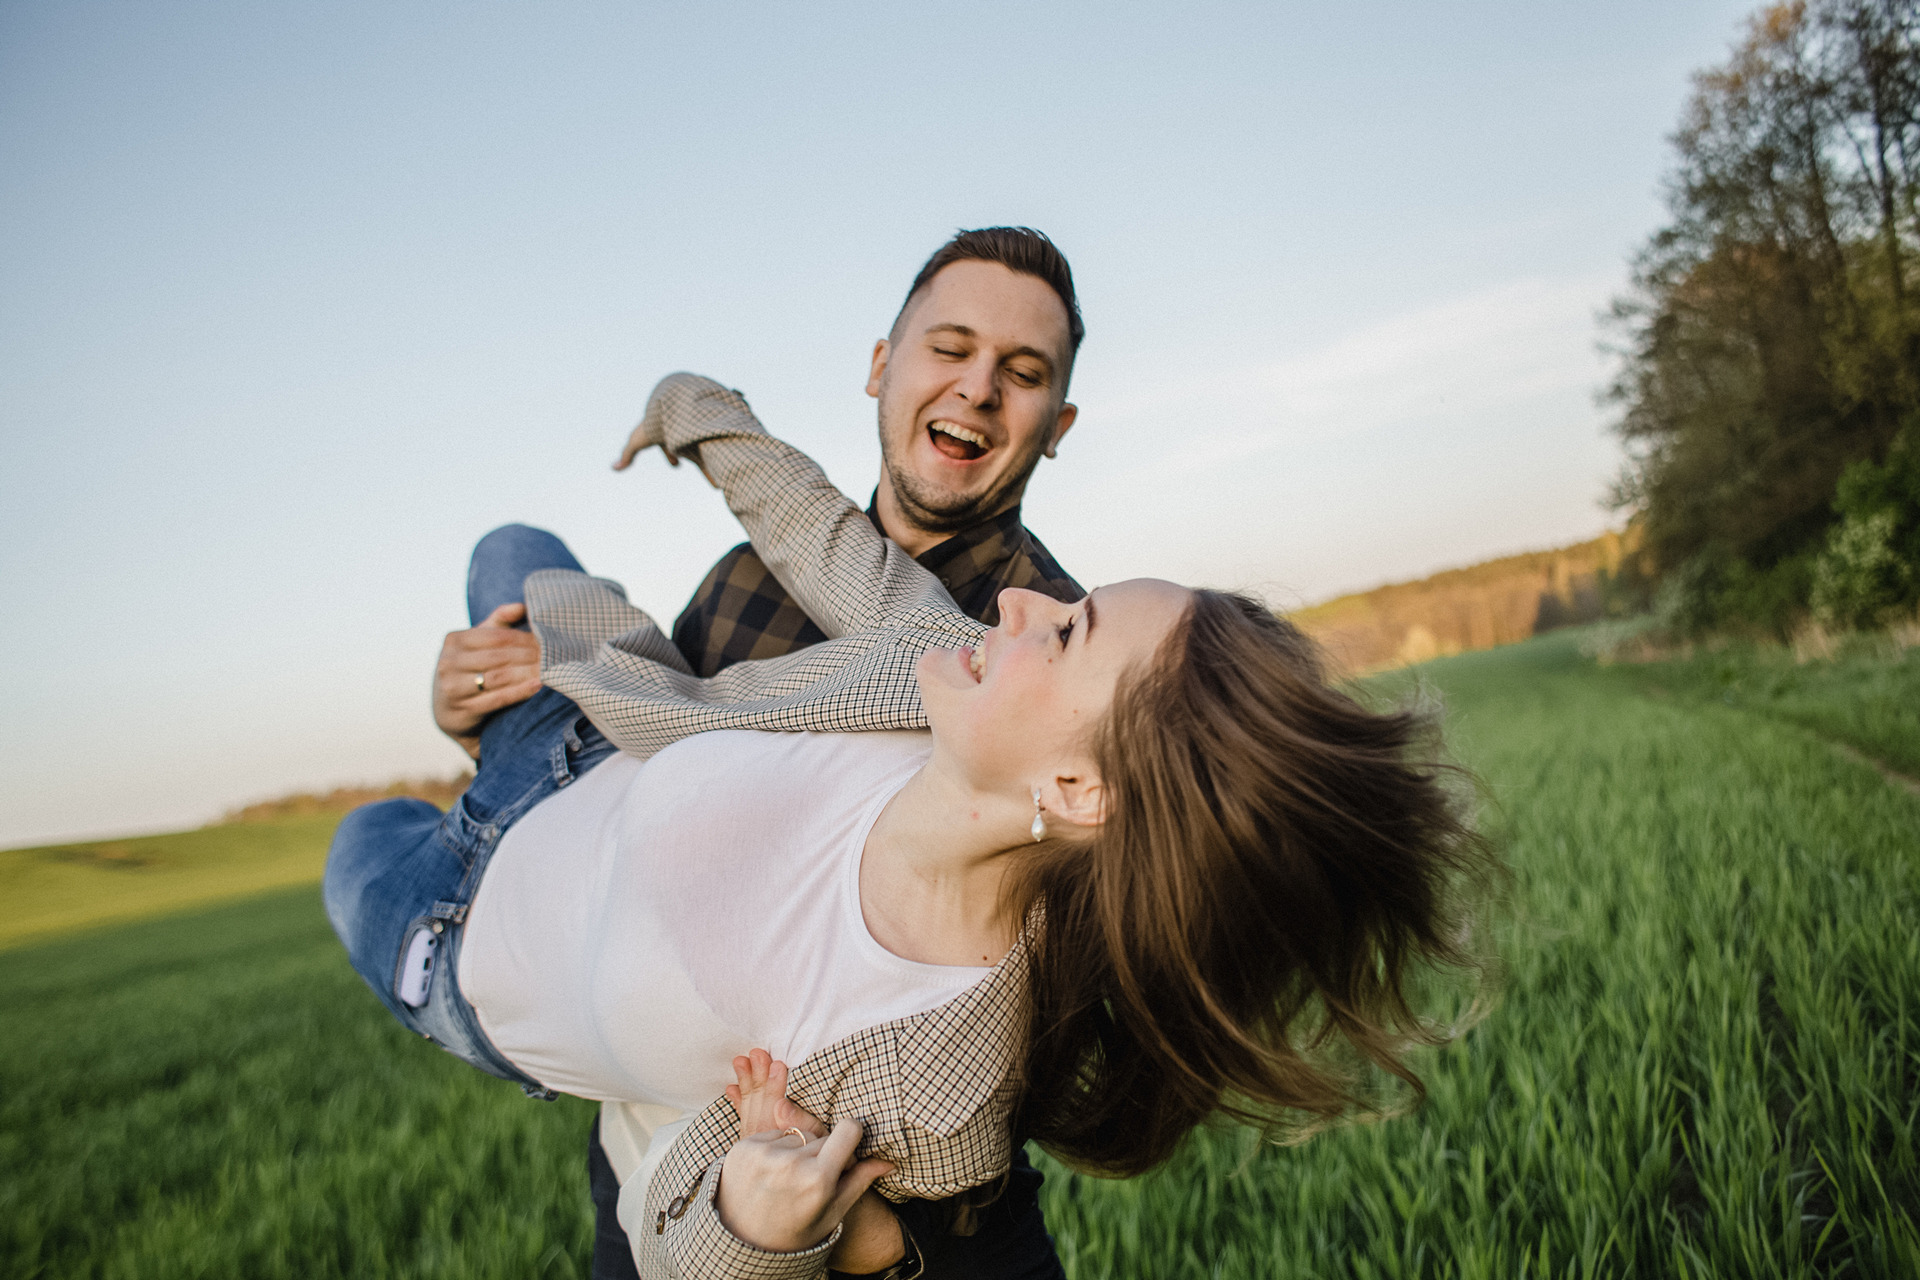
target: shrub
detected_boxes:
[1811,425,1920,629]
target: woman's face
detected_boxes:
[918,579,1193,804]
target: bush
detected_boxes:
[1652,546,1815,640]
[1812,509,1913,628]
[1811,425,1920,629]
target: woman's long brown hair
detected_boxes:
[1010,590,1498,1176]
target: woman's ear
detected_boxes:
[1045,772,1107,829]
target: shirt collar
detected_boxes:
[864,495,1028,597]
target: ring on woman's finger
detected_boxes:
[781,1127,808,1145]
[475,672,487,693]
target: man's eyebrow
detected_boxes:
[1002,345,1056,374]
[1082,593,1097,645]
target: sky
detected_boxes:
[0,0,1759,849]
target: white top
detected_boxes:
[459,728,990,1120]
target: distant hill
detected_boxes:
[222,773,471,823]
[1290,530,1638,673]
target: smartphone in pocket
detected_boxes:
[398,924,440,1008]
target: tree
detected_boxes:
[1607,0,1919,632]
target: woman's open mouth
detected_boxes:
[928,420,990,462]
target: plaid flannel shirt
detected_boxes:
[671,503,1082,678]
[525,375,1066,1280]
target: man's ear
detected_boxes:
[1045,769,1106,829]
[1043,402,1077,458]
[866,339,890,399]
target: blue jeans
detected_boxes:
[323,524,618,1094]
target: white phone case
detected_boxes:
[398,925,439,1008]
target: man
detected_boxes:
[432,227,1086,1279]
[668,227,1083,678]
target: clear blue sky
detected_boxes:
[1,0,1756,847]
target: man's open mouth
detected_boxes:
[928,420,990,462]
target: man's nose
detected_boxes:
[954,357,999,411]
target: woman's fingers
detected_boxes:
[614,420,671,471]
[731,1050,809,1139]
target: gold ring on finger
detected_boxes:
[782,1127,808,1145]
[475,672,487,692]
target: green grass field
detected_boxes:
[4,631,1915,1278]
[0,814,342,950]
[1608,633,1920,778]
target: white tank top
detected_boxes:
[457,728,990,1111]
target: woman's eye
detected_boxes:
[1057,619,1075,647]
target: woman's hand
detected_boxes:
[432,603,543,758]
[612,385,718,485]
[716,1117,893,1254]
[721,1050,904,1265]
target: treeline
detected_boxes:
[1291,532,1633,673]
[222,772,472,823]
[1609,0,1920,635]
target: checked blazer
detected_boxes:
[525,375,1042,1280]
[670,502,1082,678]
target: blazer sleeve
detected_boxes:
[642,373,957,639]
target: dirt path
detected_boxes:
[1827,739,1920,798]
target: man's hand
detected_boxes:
[830,1191,910,1274]
[433,603,543,758]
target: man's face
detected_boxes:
[868,260,1078,535]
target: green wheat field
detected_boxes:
[4,630,1916,1278]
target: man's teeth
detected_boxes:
[932,421,989,448]
[969,647,984,678]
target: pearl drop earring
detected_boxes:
[1030,787,1047,843]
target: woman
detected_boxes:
[325,374,1494,1280]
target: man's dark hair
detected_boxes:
[894,226,1085,355]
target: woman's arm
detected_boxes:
[624,374,956,638]
[527,373,986,759]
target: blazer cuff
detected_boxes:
[651,374,766,457]
[662,1159,842,1280]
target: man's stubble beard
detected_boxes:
[881,422,1053,536]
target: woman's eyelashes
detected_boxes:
[1057,616,1077,648]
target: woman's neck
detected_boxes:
[858,760,1028,968]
